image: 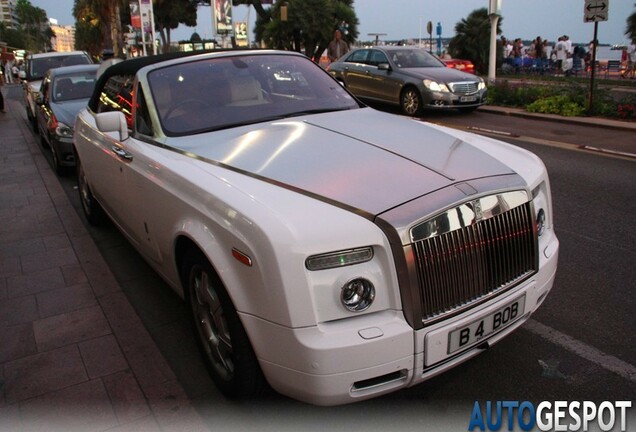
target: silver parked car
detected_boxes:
[327,46,487,116]
[35,64,99,174]
[21,50,93,131]
[73,50,558,406]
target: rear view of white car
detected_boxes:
[73,50,558,406]
[21,50,92,132]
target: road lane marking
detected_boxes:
[524,319,636,383]
[432,121,636,162]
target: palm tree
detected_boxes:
[626,5,636,40]
[448,8,502,74]
[73,0,125,56]
[254,0,358,61]
[15,0,53,52]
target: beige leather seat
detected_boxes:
[227,75,267,106]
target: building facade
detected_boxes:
[50,23,76,52]
[0,0,19,29]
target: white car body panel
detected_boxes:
[73,50,558,405]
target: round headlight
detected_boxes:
[341,278,375,312]
[536,208,546,236]
[55,122,73,138]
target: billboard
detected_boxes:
[130,1,141,29]
[213,0,233,34]
[140,0,152,33]
[235,22,248,47]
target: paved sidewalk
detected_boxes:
[0,94,209,431]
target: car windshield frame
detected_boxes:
[148,53,361,137]
[388,49,447,69]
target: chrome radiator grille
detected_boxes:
[411,198,537,322]
[449,82,478,94]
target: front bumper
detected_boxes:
[52,136,76,167]
[241,232,559,406]
[422,89,487,109]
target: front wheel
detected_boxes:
[400,87,423,117]
[182,250,266,399]
[76,154,104,225]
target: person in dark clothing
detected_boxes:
[0,72,5,113]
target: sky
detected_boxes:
[31,0,634,46]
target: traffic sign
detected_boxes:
[584,0,609,23]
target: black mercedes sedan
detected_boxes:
[35,64,99,174]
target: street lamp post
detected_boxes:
[488,0,502,83]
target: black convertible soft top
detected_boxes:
[87,50,217,112]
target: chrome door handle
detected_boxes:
[112,146,133,161]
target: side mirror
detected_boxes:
[377,63,392,71]
[95,111,129,141]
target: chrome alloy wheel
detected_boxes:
[190,265,234,381]
[401,87,422,116]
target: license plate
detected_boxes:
[460,95,478,102]
[448,295,526,354]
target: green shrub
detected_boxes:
[526,96,586,116]
[487,79,635,119]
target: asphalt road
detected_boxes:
[8,83,635,430]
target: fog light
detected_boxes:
[536,208,546,236]
[341,278,375,312]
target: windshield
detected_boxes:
[148,54,360,136]
[53,72,97,102]
[29,54,91,80]
[389,49,446,68]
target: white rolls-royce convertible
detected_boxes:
[74,50,559,406]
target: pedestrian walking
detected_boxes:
[327,29,349,63]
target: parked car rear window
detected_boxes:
[29,54,92,80]
[52,72,97,102]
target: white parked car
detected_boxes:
[21,50,92,131]
[74,50,559,406]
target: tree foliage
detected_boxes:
[73,0,126,58]
[0,22,26,50]
[626,6,636,40]
[252,0,358,61]
[14,0,54,52]
[154,0,199,52]
[448,8,501,75]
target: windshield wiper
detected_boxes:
[279,107,353,119]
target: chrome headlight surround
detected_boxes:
[305,247,373,271]
[55,122,74,138]
[423,79,450,92]
[341,278,375,312]
[532,182,551,237]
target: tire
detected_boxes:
[76,154,104,225]
[30,111,39,134]
[182,249,266,399]
[50,142,66,176]
[400,86,423,117]
[39,129,49,148]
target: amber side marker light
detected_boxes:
[232,248,253,267]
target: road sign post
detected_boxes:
[584,0,608,115]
